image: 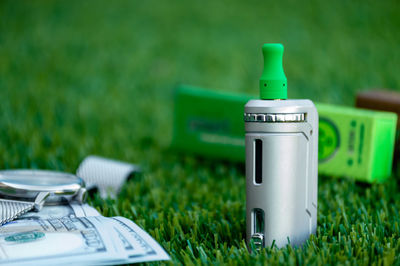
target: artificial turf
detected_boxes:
[1,0,400,264]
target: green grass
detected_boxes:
[1,0,400,264]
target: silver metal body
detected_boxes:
[245,99,318,248]
[0,170,86,225]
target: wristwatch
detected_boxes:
[0,155,141,227]
[0,170,86,226]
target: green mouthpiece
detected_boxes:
[259,43,287,100]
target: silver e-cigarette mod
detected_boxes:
[245,44,318,249]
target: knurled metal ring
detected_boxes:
[244,113,306,122]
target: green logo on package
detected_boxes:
[5,231,45,243]
[319,118,340,162]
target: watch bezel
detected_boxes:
[0,169,85,202]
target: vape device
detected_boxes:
[245,44,318,249]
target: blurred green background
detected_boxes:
[1,0,400,264]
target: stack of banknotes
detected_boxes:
[0,203,170,265]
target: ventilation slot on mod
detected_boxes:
[255,139,262,184]
[253,208,265,234]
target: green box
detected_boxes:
[172,85,398,182]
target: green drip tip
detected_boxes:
[259,43,287,100]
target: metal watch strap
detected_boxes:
[0,192,49,226]
[0,199,34,226]
[76,155,141,199]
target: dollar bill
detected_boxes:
[0,204,170,265]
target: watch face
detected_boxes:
[0,170,84,199]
